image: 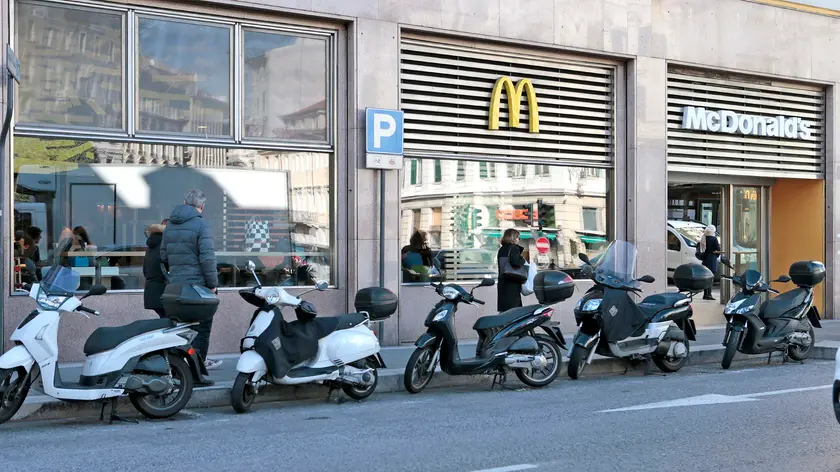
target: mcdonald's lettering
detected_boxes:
[488,76,539,133]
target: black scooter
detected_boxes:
[719,256,824,369]
[403,272,573,393]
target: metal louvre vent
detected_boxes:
[667,70,825,178]
[399,38,615,166]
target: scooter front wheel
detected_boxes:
[231,372,257,413]
[568,346,589,380]
[129,354,193,419]
[721,330,740,370]
[0,368,30,425]
[404,346,436,394]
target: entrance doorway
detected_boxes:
[667,182,771,327]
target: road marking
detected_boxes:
[470,465,539,472]
[599,384,831,413]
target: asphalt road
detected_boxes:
[3,360,839,472]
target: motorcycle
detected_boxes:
[403,272,572,394]
[231,261,396,413]
[719,256,824,369]
[0,248,203,425]
[567,240,709,378]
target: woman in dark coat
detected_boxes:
[497,228,527,312]
[698,224,721,300]
[143,221,168,317]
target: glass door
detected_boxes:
[732,186,763,276]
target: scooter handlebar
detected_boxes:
[472,298,485,305]
[78,306,100,316]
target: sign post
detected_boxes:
[365,108,405,344]
[1,46,20,353]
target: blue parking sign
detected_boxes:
[366,108,404,156]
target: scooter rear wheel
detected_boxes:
[404,346,436,394]
[342,361,379,401]
[514,337,562,388]
[0,368,30,425]
[129,354,193,419]
[231,372,257,413]
[788,322,815,362]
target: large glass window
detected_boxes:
[243,30,328,142]
[16,1,124,129]
[12,2,338,292]
[12,136,332,290]
[137,17,232,136]
[400,159,611,283]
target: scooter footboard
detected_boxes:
[0,345,35,372]
[236,350,268,380]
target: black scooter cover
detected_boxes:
[600,288,648,342]
[252,307,340,378]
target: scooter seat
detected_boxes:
[638,293,689,316]
[760,288,809,319]
[84,318,175,356]
[286,313,367,340]
[473,305,541,330]
[333,313,368,331]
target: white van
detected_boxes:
[666,220,715,280]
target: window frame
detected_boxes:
[9,0,342,293]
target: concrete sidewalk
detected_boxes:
[13,321,840,423]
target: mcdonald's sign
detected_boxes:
[488,76,539,133]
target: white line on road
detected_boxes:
[598,384,831,413]
[470,464,539,472]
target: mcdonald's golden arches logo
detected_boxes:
[488,76,539,133]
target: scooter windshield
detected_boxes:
[41,266,80,296]
[593,240,640,290]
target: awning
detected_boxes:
[579,235,607,244]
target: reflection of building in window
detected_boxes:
[17,2,123,128]
[400,159,609,281]
[243,32,328,141]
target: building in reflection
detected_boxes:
[400,161,609,272]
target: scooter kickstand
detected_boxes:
[103,398,138,425]
[325,384,346,404]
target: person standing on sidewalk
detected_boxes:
[698,224,721,301]
[160,189,223,371]
[143,220,168,318]
[497,228,526,312]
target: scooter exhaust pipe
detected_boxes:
[506,354,547,369]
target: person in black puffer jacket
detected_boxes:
[161,189,221,371]
[143,221,168,318]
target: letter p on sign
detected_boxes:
[366,108,404,156]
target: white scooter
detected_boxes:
[231,261,397,413]
[0,263,202,425]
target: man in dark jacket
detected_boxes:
[160,189,222,370]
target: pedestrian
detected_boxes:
[160,189,222,371]
[497,228,527,312]
[25,226,43,281]
[401,230,439,281]
[698,224,721,300]
[143,220,168,318]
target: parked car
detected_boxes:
[667,220,721,282]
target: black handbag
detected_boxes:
[500,246,528,283]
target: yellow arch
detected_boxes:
[488,76,539,133]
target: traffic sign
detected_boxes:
[366,108,404,156]
[536,237,550,254]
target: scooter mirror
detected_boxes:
[578,253,591,265]
[637,275,655,284]
[478,277,495,288]
[315,281,329,291]
[83,284,107,299]
[774,275,792,283]
[246,260,256,271]
[719,255,732,268]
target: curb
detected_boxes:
[10,343,838,423]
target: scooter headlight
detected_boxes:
[432,308,449,321]
[582,299,602,312]
[724,299,751,315]
[441,286,459,300]
[734,305,755,315]
[36,289,65,310]
[262,288,281,305]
